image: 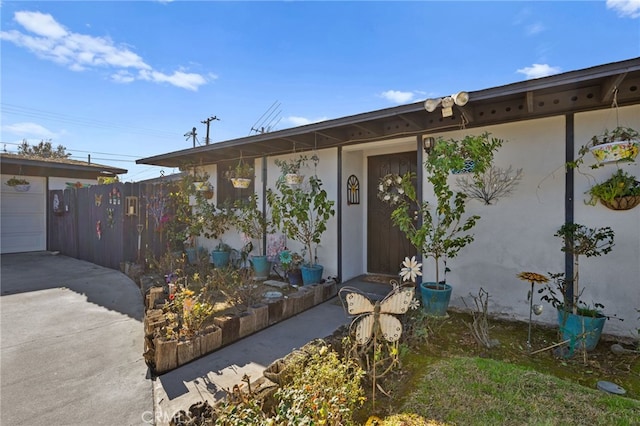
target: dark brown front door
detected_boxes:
[367,151,418,275]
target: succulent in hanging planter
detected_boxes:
[6,176,31,192]
[225,160,254,188]
[587,168,640,210]
[569,126,640,169]
[588,126,639,164]
[275,154,319,186]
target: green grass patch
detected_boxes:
[398,356,640,426]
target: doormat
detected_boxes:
[359,274,397,284]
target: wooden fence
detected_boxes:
[48,182,172,270]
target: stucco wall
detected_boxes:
[189,105,638,337]
[422,106,639,337]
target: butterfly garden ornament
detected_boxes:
[343,285,415,345]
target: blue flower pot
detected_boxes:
[251,255,272,281]
[185,247,197,265]
[287,268,303,286]
[557,309,606,352]
[419,282,452,317]
[301,264,323,285]
[211,250,230,268]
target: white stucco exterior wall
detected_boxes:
[189,105,638,337]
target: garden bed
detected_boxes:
[142,278,337,374]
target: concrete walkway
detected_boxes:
[0,252,152,426]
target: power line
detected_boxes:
[1,103,180,139]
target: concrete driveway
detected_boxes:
[1,252,152,426]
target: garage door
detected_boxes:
[1,175,46,254]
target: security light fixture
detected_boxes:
[424,91,469,117]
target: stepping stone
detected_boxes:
[264,280,288,289]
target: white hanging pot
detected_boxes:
[589,140,639,163]
[285,173,304,186]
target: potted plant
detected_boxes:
[539,223,615,352]
[379,133,504,316]
[274,154,319,186]
[225,160,254,188]
[586,126,639,164]
[210,240,233,268]
[267,167,335,285]
[233,194,275,280]
[587,168,640,210]
[6,176,30,192]
[279,249,304,286]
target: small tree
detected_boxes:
[379,133,504,288]
[233,194,274,256]
[554,223,615,315]
[267,174,335,266]
[18,139,71,159]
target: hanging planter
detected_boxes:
[225,158,254,188]
[193,181,208,191]
[5,177,31,192]
[600,195,640,211]
[587,127,639,164]
[284,173,304,186]
[590,140,639,163]
[231,178,251,189]
[587,169,640,211]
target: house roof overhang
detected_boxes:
[0,154,128,180]
[137,57,640,169]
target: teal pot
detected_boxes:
[301,264,323,285]
[287,268,303,286]
[557,309,606,352]
[251,255,272,281]
[185,247,197,265]
[419,282,452,317]
[211,250,230,268]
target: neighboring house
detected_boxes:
[0,154,127,254]
[138,58,640,336]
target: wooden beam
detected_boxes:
[600,73,627,103]
[526,91,534,113]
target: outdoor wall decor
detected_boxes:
[456,165,523,205]
[95,194,103,207]
[125,196,139,216]
[109,187,121,205]
[107,208,115,228]
[347,174,360,205]
[52,193,64,215]
[96,220,102,240]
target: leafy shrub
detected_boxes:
[273,345,365,425]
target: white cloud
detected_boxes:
[286,116,328,127]
[138,69,207,92]
[0,10,208,90]
[14,10,67,38]
[516,63,561,79]
[2,122,57,138]
[380,90,415,104]
[525,22,545,36]
[607,0,640,18]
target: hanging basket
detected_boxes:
[193,181,208,191]
[231,178,251,189]
[589,140,639,163]
[600,195,640,211]
[12,184,31,192]
[285,173,304,186]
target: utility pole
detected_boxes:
[200,116,219,145]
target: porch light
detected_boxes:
[424,91,469,117]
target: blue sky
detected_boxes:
[1,1,639,182]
